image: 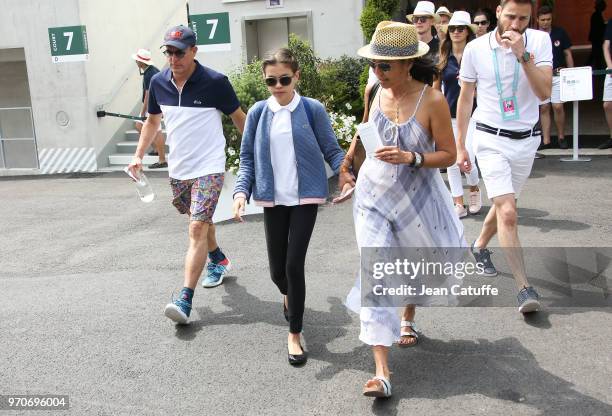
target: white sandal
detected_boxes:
[363,376,392,398]
[398,320,419,348]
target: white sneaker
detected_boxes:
[454,203,468,218]
[468,190,482,215]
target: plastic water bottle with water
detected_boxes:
[124,167,155,203]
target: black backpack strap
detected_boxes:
[367,81,381,112]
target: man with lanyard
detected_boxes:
[407,1,441,61]
[537,5,573,154]
[127,26,246,324]
[131,48,167,168]
[456,0,552,314]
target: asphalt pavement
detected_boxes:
[1,156,611,415]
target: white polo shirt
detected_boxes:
[268,92,300,206]
[460,29,553,131]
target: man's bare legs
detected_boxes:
[184,220,209,289]
[539,104,552,146]
[552,103,565,144]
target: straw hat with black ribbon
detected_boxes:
[357,21,430,60]
[435,6,453,19]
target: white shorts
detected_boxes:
[604,74,612,102]
[472,128,540,199]
[541,76,562,104]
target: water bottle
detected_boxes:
[135,172,155,203]
[124,166,155,203]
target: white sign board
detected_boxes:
[560,66,593,102]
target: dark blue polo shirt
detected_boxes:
[549,27,572,70]
[142,65,160,102]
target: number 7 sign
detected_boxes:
[189,13,231,52]
[48,25,89,63]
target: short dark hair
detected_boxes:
[500,0,534,7]
[537,5,553,16]
[262,48,299,73]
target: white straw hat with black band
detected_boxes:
[440,11,477,36]
[357,21,430,60]
[407,1,441,24]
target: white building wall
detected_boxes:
[189,0,364,75]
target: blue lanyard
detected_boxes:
[492,48,519,97]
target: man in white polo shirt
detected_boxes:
[127,25,246,324]
[456,0,552,314]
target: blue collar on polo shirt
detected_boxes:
[488,30,528,52]
[267,91,301,113]
[163,59,205,83]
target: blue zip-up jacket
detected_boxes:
[233,97,345,206]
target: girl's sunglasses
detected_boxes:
[265,75,293,87]
[367,60,392,72]
[474,20,489,26]
[448,26,467,33]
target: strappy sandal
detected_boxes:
[397,320,419,348]
[363,376,392,398]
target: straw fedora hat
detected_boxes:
[407,1,441,24]
[435,6,453,19]
[439,11,477,36]
[131,48,154,66]
[357,21,429,60]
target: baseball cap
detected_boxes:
[161,25,196,50]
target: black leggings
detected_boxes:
[263,204,318,334]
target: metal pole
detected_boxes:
[561,100,591,162]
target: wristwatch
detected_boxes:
[520,51,531,64]
[409,151,424,168]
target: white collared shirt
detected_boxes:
[267,92,301,206]
[460,29,553,131]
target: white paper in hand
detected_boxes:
[357,121,383,156]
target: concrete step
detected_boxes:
[99,165,168,172]
[108,154,162,165]
[116,141,169,152]
[124,129,166,140]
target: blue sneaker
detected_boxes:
[164,296,192,324]
[518,286,541,314]
[471,242,498,277]
[202,258,232,288]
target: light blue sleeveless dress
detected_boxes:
[346,85,468,347]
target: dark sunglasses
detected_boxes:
[264,75,293,87]
[448,26,467,33]
[367,60,392,72]
[413,16,431,23]
[162,49,187,58]
[474,20,489,26]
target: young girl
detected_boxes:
[232,48,348,366]
[433,11,482,218]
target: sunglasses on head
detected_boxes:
[163,49,187,58]
[367,60,392,72]
[413,16,431,23]
[448,26,467,33]
[474,20,489,26]
[264,75,293,87]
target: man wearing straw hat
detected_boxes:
[436,6,453,24]
[456,0,553,314]
[131,48,167,169]
[407,1,441,60]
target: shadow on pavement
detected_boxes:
[175,278,612,415]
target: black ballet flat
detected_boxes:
[288,344,307,366]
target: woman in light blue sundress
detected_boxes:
[338,21,467,398]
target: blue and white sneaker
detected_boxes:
[518,286,541,314]
[164,295,192,324]
[471,242,498,277]
[202,258,232,288]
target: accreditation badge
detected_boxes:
[499,96,520,121]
